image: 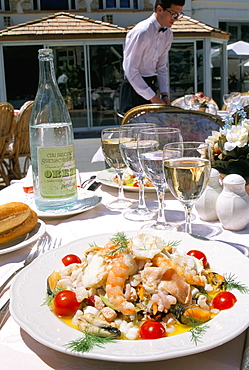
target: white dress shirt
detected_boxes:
[123,13,173,101]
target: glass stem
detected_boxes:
[116,170,126,201]
[155,186,167,225]
[137,175,147,211]
[184,204,193,233]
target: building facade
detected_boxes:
[1,0,244,132]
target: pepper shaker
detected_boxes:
[195,168,222,222]
[216,174,249,231]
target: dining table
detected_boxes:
[0,170,249,370]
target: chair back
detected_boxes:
[0,102,14,158]
[120,104,223,141]
[12,101,34,177]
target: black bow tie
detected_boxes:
[158,27,167,33]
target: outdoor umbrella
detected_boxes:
[227,41,249,56]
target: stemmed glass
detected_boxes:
[101,127,134,210]
[119,123,156,221]
[163,141,211,234]
[223,92,241,112]
[138,127,183,230]
[184,94,195,109]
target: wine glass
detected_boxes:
[101,127,134,210]
[184,94,195,109]
[119,123,156,221]
[138,127,183,230]
[223,92,241,113]
[163,141,211,234]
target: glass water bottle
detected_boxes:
[30,48,77,211]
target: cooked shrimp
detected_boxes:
[106,253,137,315]
[152,254,205,287]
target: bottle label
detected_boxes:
[37,145,77,199]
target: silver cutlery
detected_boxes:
[0,237,62,328]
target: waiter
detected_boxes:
[119,0,185,115]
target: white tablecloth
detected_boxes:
[1,171,249,370]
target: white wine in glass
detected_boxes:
[163,141,211,234]
[101,127,133,210]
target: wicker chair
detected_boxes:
[0,102,15,185]
[9,101,33,179]
[120,104,223,141]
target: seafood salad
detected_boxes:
[46,232,242,352]
[112,168,153,188]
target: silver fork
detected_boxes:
[0,237,62,328]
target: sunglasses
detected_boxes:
[165,9,184,20]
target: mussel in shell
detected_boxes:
[176,304,211,325]
[78,313,121,338]
[47,271,61,295]
[204,272,226,291]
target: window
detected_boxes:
[4,0,10,11]
[219,22,249,43]
[99,0,138,9]
[34,0,77,11]
[3,16,12,27]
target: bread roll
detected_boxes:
[0,202,38,244]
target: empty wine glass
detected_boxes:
[138,127,183,230]
[223,92,241,113]
[101,127,134,210]
[163,141,211,234]
[184,94,195,109]
[119,123,156,221]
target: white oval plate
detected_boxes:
[0,189,102,220]
[97,169,155,192]
[0,219,45,255]
[10,230,249,362]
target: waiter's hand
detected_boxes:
[150,94,171,105]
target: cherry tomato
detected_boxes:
[187,250,208,268]
[212,291,237,310]
[140,320,166,340]
[133,181,139,187]
[62,254,81,266]
[54,290,81,317]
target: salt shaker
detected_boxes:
[195,168,222,221]
[216,174,249,231]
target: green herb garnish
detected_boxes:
[190,323,210,345]
[108,232,129,255]
[42,292,56,306]
[224,273,249,293]
[66,332,117,353]
[166,240,181,248]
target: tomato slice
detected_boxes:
[140,320,166,339]
[187,250,208,268]
[212,291,237,310]
[54,290,81,317]
[62,254,81,266]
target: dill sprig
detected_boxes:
[66,332,117,353]
[190,323,210,346]
[165,239,181,248]
[88,241,98,248]
[42,292,56,306]
[108,232,129,255]
[224,273,249,294]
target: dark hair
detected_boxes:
[154,0,185,11]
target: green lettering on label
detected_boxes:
[38,145,77,199]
